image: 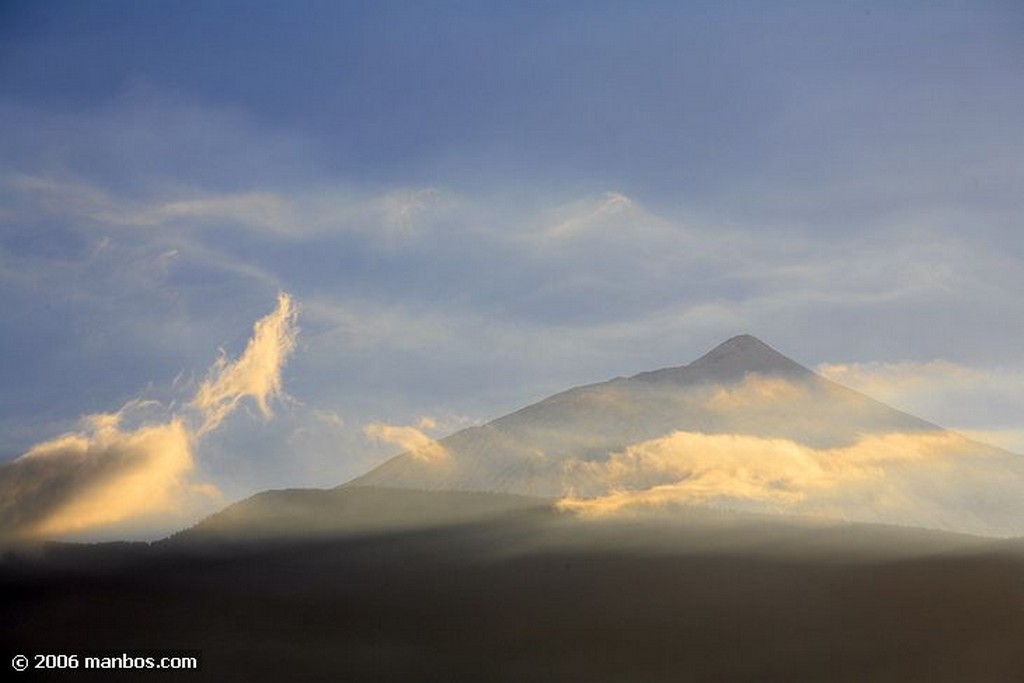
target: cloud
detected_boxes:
[139,186,451,244]
[536,191,654,240]
[704,375,811,413]
[0,406,212,541]
[416,416,438,430]
[0,295,300,542]
[817,361,1024,454]
[556,430,1020,535]
[3,97,1022,499]
[2,175,291,240]
[363,418,450,464]
[147,192,297,234]
[192,293,299,435]
[2,171,457,247]
[957,430,1024,457]
[817,361,984,402]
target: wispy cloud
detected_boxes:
[0,295,299,542]
[2,171,458,246]
[146,192,297,233]
[363,417,450,464]
[818,360,985,399]
[3,93,1022,497]
[192,293,299,435]
[818,361,1024,453]
[534,191,664,241]
[557,430,1024,535]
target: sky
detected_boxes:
[1,1,1022,539]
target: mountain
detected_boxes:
[346,335,1024,537]
[347,334,934,494]
[12,336,1024,683]
[167,487,549,544]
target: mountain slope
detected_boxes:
[347,335,939,494]
[167,487,549,544]
[345,335,1024,537]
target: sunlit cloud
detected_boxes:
[3,106,1022,505]
[363,418,450,464]
[0,295,300,542]
[557,430,1024,536]
[416,416,438,430]
[192,293,299,435]
[0,406,212,541]
[561,430,962,508]
[705,375,811,412]
[2,2,1021,554]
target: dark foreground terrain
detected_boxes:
[3,489,1024,682]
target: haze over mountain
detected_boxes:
[11,336,1024,683]
[348,335,1024,537]
[170,487,550,544]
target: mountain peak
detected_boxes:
[632,334,811,385]
[688,334,811,379]
[703,333,771,357]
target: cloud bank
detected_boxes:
[0,409,202,540]
[557,429,1024,536]
[0,295,299,542]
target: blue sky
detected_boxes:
[2,1,1023,537]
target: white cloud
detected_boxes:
[538,191,653,240]
[192,293,299,435]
